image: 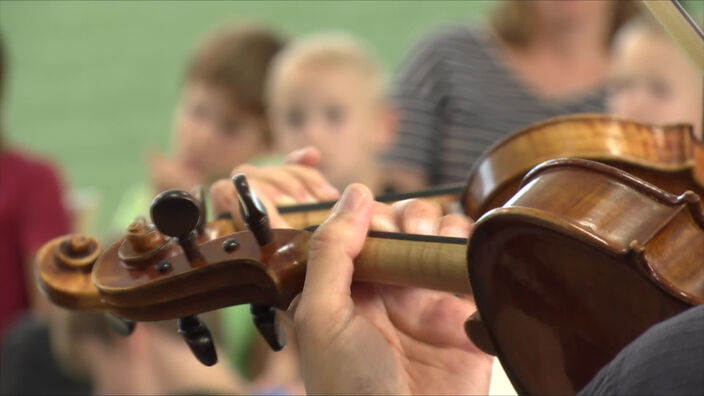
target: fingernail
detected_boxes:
[276,195,297,206]
[286,148,305,163]
[336,186,364,213]
[409,219,435,235]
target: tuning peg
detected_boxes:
[190,185,207,237]
[104,313,136,336]
[150,190,203,263]
[251,304,286,351]
[232,174,273,246]
[178,315,217,366]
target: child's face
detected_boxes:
[271,64,393,189]
[173,82,269,182]
[608,31,702,137]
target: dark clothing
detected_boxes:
[1,314,91,395]
[579,305,704,395]
[382,26,604,184]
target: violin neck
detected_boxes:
[351,231,471,295]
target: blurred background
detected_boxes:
[2,1,704,395]
[0,0,494,235]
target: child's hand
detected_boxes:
[147,148,204,193]
[210,146,341,229]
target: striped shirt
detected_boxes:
[382,26,605,184]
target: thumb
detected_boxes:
[300,184,374,314]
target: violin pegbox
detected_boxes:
[37,186,313,364]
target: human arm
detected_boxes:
[292,184,492,395]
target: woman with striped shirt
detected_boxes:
[383,0,638,190]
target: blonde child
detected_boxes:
[608,13,702,137]
[267,33,397,194]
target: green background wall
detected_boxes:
[0,0,492,234]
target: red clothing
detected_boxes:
[0,149,70,336]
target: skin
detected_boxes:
[149,82,270,192]
[384,1,617,191]
[269,62,396,193]
[74,325,245,395]
[210,146,493,395]
[608,30,702,138]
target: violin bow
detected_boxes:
[643,0,704,138]
[642,0,703,70]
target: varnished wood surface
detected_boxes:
[462,114,704,219]
[468,158,703,395]
[35,154,704,395]
[36,235,105,310]
[38,227,471,320]
[354,233,470,295]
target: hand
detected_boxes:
[292,184,492,395]
[210,147,341,229]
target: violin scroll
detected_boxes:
[36,234,104,310]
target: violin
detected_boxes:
[35,1,704,392]
[462,115,704,218]
[36,158,704,394]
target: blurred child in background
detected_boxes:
[267,33,398,194]
[109,23,300,390]
[113,24,284,225]
[608,12,702,138]
[0,34,71,337]
[0,34,71,335]
[0,31,85,395]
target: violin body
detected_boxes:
[462,114,704,218]
[37,158,704,394]
[468,158,704,394]
[36,111,704,394]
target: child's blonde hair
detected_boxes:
[268,32,387,103]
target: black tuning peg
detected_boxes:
[251,304,286,351]
[190,185,207,237]
[232,175,285,351]
[104,313,136,336]
[232,174,273,246]
[178,315,218,366]
[150,190,203,263]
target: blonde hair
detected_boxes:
[268,32,387,103]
